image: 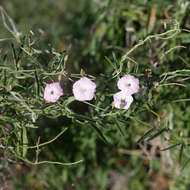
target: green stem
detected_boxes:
[25,127,68,149]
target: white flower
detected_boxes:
[117,74,139,94]
[113,91,133,110]
[43,82,63,103]
[72,77,96,101]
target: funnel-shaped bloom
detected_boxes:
[44,82,63,103]
[73,77,96,101]
[117,74,139,94]
[113,91,133,109]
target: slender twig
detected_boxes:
[26,127,68,149]
[160,46,186,60]
[158,83,186,87]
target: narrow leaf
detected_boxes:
[147,128,168,142]
[115,119,125,137]
[91,124,108,144]
[161,143,180,151]
[34,70,40,97]
[181,157,190,171]
[11,43,18,70]
[22,127,28,157]
[137,127,155,144]
[71,113,97,122]
[179,143,184,164]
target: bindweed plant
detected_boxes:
[0,2,190,189]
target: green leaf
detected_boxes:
[34,70,40,97]
[137,127,155,143]
[147,128,168,142]
[181,157,190,171]
[161,143,180,151]
[91,124,109,144]
[115,119,125,137]
[71,113,97,123]
[11,43,18,70]
[22,126,28,157]
[179,143,184,164]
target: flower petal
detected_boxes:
[72,77,96,101]
[117,74,139,94]
[44,82,63,103]
[113,91,133,110]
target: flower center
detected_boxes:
[80,87,87,93]
[50,90,54,95]
[126,83,131,87]
[120,99,127,108]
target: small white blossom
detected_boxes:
[43,82,63,103]
[117,74,139,94]
[113,91,133,110]
[72,77,96,101]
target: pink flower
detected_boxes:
[113,91,133,109]
[43,82,63,103]
[72,77,96,101]
[117,74,139,94]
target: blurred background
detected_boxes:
[0,0,190,189]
